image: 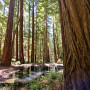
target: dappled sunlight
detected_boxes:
[0,0,89,90]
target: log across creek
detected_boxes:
[0,63,63,84]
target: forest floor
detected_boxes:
[0,63,63,83]
[0,70,63,90]
[0,63,63,90]
[38,70,63,90]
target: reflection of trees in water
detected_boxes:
[31,66,34,71]
[18,68,23,78]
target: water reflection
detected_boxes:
[0,65,63,89]
[18,68,23,78]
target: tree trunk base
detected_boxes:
[64,70,90,90]
[1,60,11,66]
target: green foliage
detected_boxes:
[49,68,62,79]
[50,71,58,79]
[48,67,62,84]
[57,73,62,83]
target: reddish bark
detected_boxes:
[19,0,24,63]
[31,0,34,63]
[45,14,50,63]
[53,21,58,62]
[16,0,19,61]
[28,1,31,63]
[58,0,90,90]
[1,0,15,66]
[35,8,38,63]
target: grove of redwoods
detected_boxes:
[0,0,90,90]
[0,0,62,65]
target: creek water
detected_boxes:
[0,65,63,89]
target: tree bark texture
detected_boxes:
[1,0,15,66]
[19,0,24,63]
[58,0,90,90]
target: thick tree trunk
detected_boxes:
[53,21,57,62]
[16,0,19,61]
[19,0,24,63]
[1,0,15,66]
[28,1,30,63]
[58,0,90,90]
[31,0,34,63]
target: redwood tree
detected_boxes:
[28,0,31,63]
[1,0,15,66]
[16,0,19,61]
[45,13,50,63]
[58,0,90,90]
[0,29,2,55]
[35,8,37,63]
[31,0,34,63]
[44,0,50,63]
[53,21,57,62]
[19,0,24,63]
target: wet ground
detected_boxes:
[0,63,63,89]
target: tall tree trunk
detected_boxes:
[0,27,2,60]
[1,0,15,66]
[58,0,90,90]
[56,27,60,59]
[31,0,34,63]
[28,0,30,63]
[35,30,37,63]
[53,21,57,62]
[11,30,16,57]
[43,14,46,63]
[12,18,20,59]
[16,0,19,61]
[0,29,1,55]
[43,39,45,63]
[35,8,37,63]
[19,0,24,64]
[45,14,50,63]
[40,39,42,59]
